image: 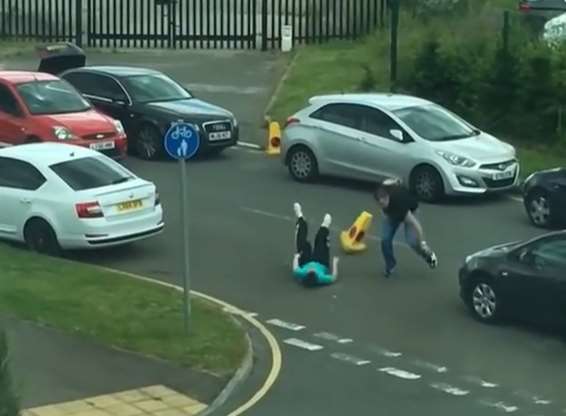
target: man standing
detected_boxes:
[374,178,438,277]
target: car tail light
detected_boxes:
[155,192,161,206]
[519,2,530,11]
[285,117,300,128]
[75,202,103,218]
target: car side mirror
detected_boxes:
[390,129,404,142]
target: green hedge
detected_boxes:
[0,329,20,416]
[365,3,566,149]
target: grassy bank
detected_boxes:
[0,243,246,378]
[269,39,566,178]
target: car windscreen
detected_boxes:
[393,104,479,141]
[16,79,91,115]
[121,74,192,103]
[50,156,134,191]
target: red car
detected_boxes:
[0,71,127,159]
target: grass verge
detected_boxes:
[268,40,566,179]
[0,243,247,378]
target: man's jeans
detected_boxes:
[380,214,419,272]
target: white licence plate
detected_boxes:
[209,131,231,141]
[492,170,514,180]
[90,141,115,151]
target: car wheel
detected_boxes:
[525,188,553,228]
[467,278,500,324]
[136,124,163,160]
[288,146,318,182]
[24,219,61,257]
[411,166,444,202]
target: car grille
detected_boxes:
[484,177,516,188]
[82,131,115,141]
[480,159,516,171]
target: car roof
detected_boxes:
[307,93,434,111]
[0,71,59,84]
[0,143,99,167]
[65,66,161,77]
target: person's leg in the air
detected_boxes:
[381,214,401,277]
[312,214,332,268]
[403,219,438,268]
[294,203,312,266]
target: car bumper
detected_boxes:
[58,206,163,249]
[442,161,520,196]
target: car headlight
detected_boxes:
[53,126,72,141]
[436,150,476,168]
[113,120,125,135]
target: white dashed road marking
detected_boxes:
[236,140,262,150]
[283,338,324,351]
[378,367,421,380]
[330,353,371,366]
[462,376,499,388]
[479,400,519,413]
[430,382,469,396]
[370,345,403,358]
[313,332,353,344]
[266,318,305,331]
[413,360,448,373]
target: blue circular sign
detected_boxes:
[163,122,200,160]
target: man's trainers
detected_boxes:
[293,202,303,218]
[427,251,438,269]
[384,267,396,278]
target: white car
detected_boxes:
[0,142,164,255]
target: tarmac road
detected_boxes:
[70,147,566,416]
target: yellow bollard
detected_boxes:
[340,211,373,254]
[266,121,281,155]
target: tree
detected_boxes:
[0,329,20,416]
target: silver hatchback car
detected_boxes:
[281,93,520,202]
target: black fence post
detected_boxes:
[261,0,268,50]
[502,10,510,53]
[75,0,83,47]
[390,0,399,91]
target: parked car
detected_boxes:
[523,167,566,228]
[36,42,239,160]
[281,93,519,202]
[0,70,127,159]
[0,143,164,256]
[459,231,566,329]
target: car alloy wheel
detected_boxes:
[412,166,443,202]
[289,147,317,182]
[472,282,497,321]
[137,125,162,160]
[527,191,551,227]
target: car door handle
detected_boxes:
[20,198,32,204]
[501,271,509,277]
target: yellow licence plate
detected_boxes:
[117,199,143,211]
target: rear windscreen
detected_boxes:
[50,156,133,191]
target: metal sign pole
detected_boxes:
[164,120,199,335]
[180,158,191,334]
